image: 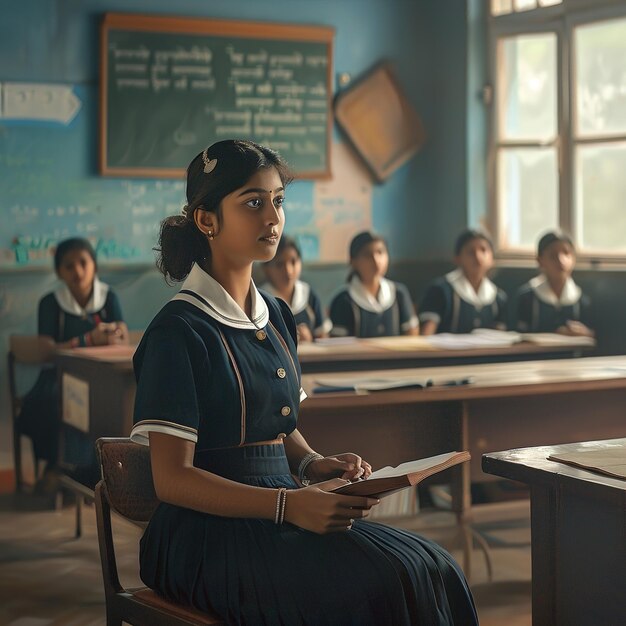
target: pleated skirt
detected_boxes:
[139,443,478,625]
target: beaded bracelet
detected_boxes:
[274,487,287,525]
[298,452,324,485]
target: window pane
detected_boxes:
[514,0,537,11]
[492,0,513,16]
[575,17,626,137]
[499,33,557,141]
[576,142,626,252]
[498,148,558,248]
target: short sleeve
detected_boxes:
[418,283,447,325]
[494,290,508,330]
[396,283,419,332]
[130,324,203,446]
[38,294,59,338]
[329,290,354,337]
[105,290,124,322]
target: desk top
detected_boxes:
[482,438,626,494]
[301,355,626,406]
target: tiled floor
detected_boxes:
[0,490,531,625]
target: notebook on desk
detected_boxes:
[548,443,626,481]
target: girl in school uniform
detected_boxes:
[516,231,593,336]
[419,229,507,335]
[328,231,419,338]
[18,237,128,488]
[261,234,331,342]
[130,140,477,625]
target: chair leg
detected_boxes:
[13,432,23,493]
[75,496,83,539]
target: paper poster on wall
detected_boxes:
[0,82,81,124]
[62,373,90,433]
[312,142,372,262]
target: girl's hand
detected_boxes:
[285,478,379,534]
[306,453,372,483]
[296,323,314,343]
[564,320,594,337]
[90,322,125,346]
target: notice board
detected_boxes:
[100,13,333,178]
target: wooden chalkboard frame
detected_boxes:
[100,13,334,178]
[334,61,425,183]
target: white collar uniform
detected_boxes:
[172,263,269,330]
[347,275,396,313]
[261,280,310,316]
[529,274,582,308]
[53,276,109,317]
[445,268,498,311]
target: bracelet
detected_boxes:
[274,487,287,525]
[298,452,324,485]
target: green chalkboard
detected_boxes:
[100,13,333,178]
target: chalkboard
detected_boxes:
[100,13,333,178]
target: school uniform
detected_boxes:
[329,276,418,338]
[516,274,591,333]
[260,279,332,338]
[419,268,507,334]
[18,278,123,481]
[131,263,477,625]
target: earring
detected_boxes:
[207,229,214,240]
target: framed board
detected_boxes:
[334,62,425,183]
[100,13,333,178]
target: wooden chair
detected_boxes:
[8,335,46,491]
[95,437,224,626]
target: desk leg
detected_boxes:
[530,485,557,626]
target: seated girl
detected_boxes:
[18,237,127,489]
[329,231,418,338]
[516,231,593,336]
[419,229,507,335]
[261,235,331,342]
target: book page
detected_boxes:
[368,452,463,480]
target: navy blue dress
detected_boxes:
[419,270,507,334]
[131,264,477,625]
[516,275,591,333]
[261,280,331,338]
[19,279,123,481]
[329,276,418,338]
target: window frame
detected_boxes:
[487,0,626,267]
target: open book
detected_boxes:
[330,451,471,498]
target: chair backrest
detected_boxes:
[96,437,159,522]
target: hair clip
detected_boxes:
[202,149,217,174]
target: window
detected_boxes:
[489,1,626,259]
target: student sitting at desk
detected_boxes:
[260,235,331,342]
[329,231,419,338]
[419,229,507,335]
[18,237,128,490]
[131,140,477,625]
[516,231,593,336]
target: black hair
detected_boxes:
[454,229,493,256]
[54,237,97,272]
[266,235,301,265]
[347,230,387,282]
[537,230,574,257]
[156,139,293,282]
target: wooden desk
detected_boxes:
[297,337,594,373]
[482,439,626,626]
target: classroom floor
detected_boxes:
[0,486,532,626]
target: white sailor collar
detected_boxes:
[261,280,310,315]
[53,276,109,316]
[529,274,581,307]
[172,263,269,330]
[445,268,498,310]
[348,275,396,313]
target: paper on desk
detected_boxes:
[548,444,626,480]
[361,336,438,351]
[424,329,521,350]
[314,375,431,391]
[520,333,596,347]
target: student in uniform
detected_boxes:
[328,231,419,338]
[130,140,477,625]
[419,229,507,335]
[18,237,128,489]
[516,230,593,336]
[261,234,331,342]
